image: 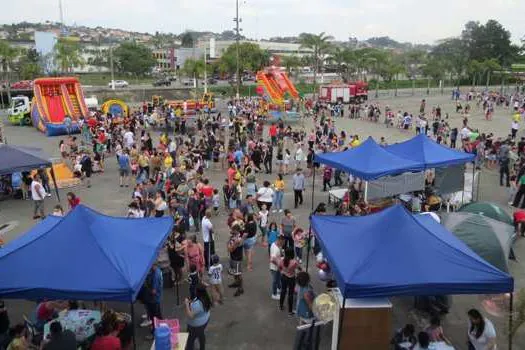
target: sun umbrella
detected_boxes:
[441,212,515,273]
[459,202,514,226]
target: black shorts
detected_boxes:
[229,259,242,275]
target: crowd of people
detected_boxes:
[3,87,524,350]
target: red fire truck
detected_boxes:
[319,81,368,104]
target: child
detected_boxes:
[293,228,306,264]
[212,188,220,215]
[52,204,65,217]
[267,222,279,255]
[207,255,224,305]
[258,204,269,246]
[188,264,200,299]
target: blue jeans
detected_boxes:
[270,270,281,295]
[295,246,303,261]
[274,190,284,210]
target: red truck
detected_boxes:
[319,81,368,104]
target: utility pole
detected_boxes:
[109,45,115,90]
[234,0,241,99]
[204,45,208,94]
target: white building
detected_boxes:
[197,39,312,58]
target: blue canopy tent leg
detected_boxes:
[364,181,369,202]
[509,292,513,350]
[306,167,316,272]
[130,301,137,350]
[471,165,475,203]
[336,290,347,350]
[49,166,60,202]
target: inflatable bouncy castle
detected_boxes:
[31,77,89,136]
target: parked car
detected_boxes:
[152,78,171,87]
[182,78,194,86]
[201,78,217,85]
[108,80,129,88]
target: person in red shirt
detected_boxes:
[200,179,214,199]
[91,312,122,350]
[514,210,525,237]
[227,163,237,186]
[67,192,81,210]
[269,123,278,146]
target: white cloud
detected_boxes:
[1,0,523,44]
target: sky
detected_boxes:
[2,0,524,44]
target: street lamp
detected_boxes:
[233,0,243,99]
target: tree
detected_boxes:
[281,55,302,76]
[180,32,195,48]
[217,42,270,77]
[113,42,155,76]
[432,38,469,86]
[54,39,84,73]
[0,40,19,80]
[299,32,334,87]
[151,32,174,49]
[467,59,484,86]
[15,48,41,79]
[481,58,501,87]
[461,20,517,66]
[327,47,354,81]
[421,58,446,82]
[182,58,207,86]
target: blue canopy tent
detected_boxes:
[312,205,515,350]
[385,133,475,168]
[0,144,60,200]
[0,204,173,301]
[311,205,513,298]
[314,137,424,181]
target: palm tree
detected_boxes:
[54,39,84,74]
[281,55,302,77]
[481,58,501,87]
[327,47,353,81]
[299,32,334,93]
[467,59,484,87]
[183,58,206,89]
[0,40,20,101]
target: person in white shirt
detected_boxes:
[256,181,275,211]
[258,204,269,246]
[269,235,284,300]
[123,128,135,149]
[511,120,519,140]
[467,309,496,350]
[460,126,471,141]
[207,255,223,305]
[294,146,304,169]
[201,210,215,270]
[31,174,47,219]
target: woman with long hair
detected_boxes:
[185,284,212,350]
[185,235,204,275]
[467,308,496,350]
[66,192,80,211]
[151,190,167,217]
[279,248,301,315]
[272,174,285,213]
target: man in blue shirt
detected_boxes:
[140,263,163,339]
[118,150,131,187]
[234,148,243,166]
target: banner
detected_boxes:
[367,172,425,200]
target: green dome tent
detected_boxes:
[459,202,513,226]
[441,212,515,273]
